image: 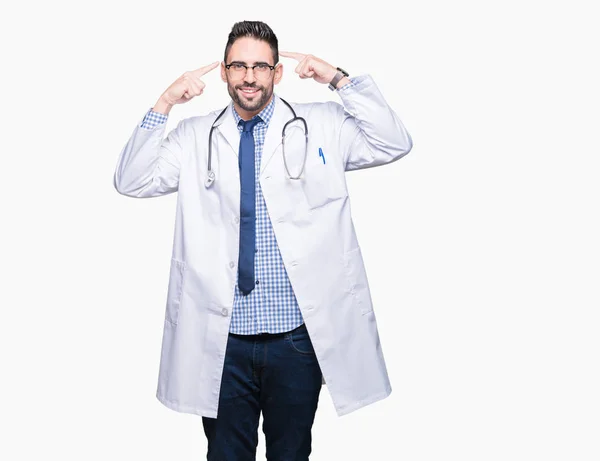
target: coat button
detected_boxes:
[221,308,228,316]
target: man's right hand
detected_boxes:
[153,61,220,114]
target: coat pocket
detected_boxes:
[343,247,374,315]
[300,160,347,210]
[165,258,186,325]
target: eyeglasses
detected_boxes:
[225,62,275,78]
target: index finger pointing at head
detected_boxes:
[279,51,305,62]
[192,61,220,77]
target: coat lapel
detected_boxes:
[212,103,240,158]
[260,94,286,176]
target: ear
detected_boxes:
[220,62,227,82]
[274,63,283,85]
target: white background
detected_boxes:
[2,0,599,459]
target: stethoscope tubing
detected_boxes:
[206,97,307,187]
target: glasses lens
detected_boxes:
[229,64,245,77]
[255,65,269,75]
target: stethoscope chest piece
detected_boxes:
[205,170,215,188]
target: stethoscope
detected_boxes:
[205,97,307,188]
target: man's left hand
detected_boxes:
[279,51,341,86]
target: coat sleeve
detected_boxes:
[335,74,413,171]
[113,111,188,198]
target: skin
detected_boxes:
[220,37,283,121]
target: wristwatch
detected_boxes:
[328,67,350,91]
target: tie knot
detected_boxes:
[240,116,261,133]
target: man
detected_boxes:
[114,20,413,461]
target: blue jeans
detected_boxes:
[202,322,323,461]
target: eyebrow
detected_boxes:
[229,60,272,66]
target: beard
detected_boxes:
[227,78,273,113]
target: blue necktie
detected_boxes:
[238,116,261,295]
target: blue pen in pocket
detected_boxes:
[319,147,326,164]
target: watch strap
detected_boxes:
[328,67,350,91]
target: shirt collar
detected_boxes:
[232,94,276,129]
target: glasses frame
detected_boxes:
[225,62,276,78]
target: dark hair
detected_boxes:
[224,21,279,65]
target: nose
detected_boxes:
[244,67,257,84]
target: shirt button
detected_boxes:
[229,261,235,268]
[221,308,228,316]
[234,216,240,224]
[255,280,259,285]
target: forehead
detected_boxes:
[227,37,273,63]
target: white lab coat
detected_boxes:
[113,74,413,418]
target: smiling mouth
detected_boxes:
[239,87,261,95]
